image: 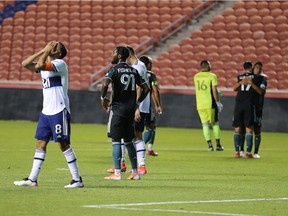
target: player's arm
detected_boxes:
[246,77,264,95]
[22,48,46,72]
[35,41,58,71]
[151,83,162,115]
[100,77,111,112]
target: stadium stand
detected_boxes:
[0,0,287,95]
[0,0,203,90]
[151,0,288,92]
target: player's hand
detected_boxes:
[134,108,141,122]
[216,102,223,113]
[156,106,162,115]
[101,97,110,112]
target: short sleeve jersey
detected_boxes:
[147,71,159,94]
[235,72,263,106]
[194,71,217,110]
[41,59,70,115]
[105,62,146,118]
[132,60,150,113]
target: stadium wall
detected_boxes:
[0,88,287,132]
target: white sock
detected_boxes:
[28,149,46,181]
[147,144,153,151]
[134,140,146,166]
[121,142,125,163]
[63,147,81,181]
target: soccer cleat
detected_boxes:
[245,153,253,159]
[146,150,158,156]
[239,151,245,158]
[64,176,84,188]
[104,174,121,180]
[107,163,127,173]
[253,154,261,159]
[208,146,214,151]
[235,152,240,158]
[14,177,38,187]
[138,165,147,175]
[127,173,140,180]
[216,145,224,151]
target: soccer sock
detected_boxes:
[134,140,146,166]
[120,141,125,163]
[112,142,121,171]
[143,129,152,144]
[239,134,245,151]
[147,129,156,151]
[63,147,81,181]
[28,149,46,181]
[202,124,211,141]
[246,132,253,153]
[212,123,220,140]
[125,141,138,170]
[212,123,221,146]
[148,128,156,145]
[234,133,240,152]
[254,134,261,154]
[207,140,213,148]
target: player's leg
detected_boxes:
[239,126,246,157]
[145,111,158,156]
[14,113,50,186]
[134,112,148,174]
[244,106,254,158]
[212,122,224,151]
[253,113,262,158]
[253,125,261,158]
[198,109,213,151]
[50,109,83,187]
[211,109,224,151]
[104,115,124,180]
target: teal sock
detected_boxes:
[125,142,137,170]
[234,133,240,152]
[254,134,261,154]
[144,129,152,143]
[148,128,156,145]
[246,133,253,153]
[239,134,245,151]
[112,142,121,169]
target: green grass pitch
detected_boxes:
[0,120,287,216]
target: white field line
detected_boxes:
[106,207,257,216]
[82,197,288,216]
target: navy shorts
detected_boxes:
[232,104,254,128]
[108,111,135,141]
[35,109,71,143]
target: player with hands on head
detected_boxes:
[14,41,84,188]
[101,46,149,180]
[194,60,224,151]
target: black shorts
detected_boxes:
[145,108,156,126]
[232,104,254,128]
[107,112,135,141]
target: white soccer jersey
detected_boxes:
[132,59,150,113]
[41,59,70,115]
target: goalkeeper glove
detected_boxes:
[216,102,223,113]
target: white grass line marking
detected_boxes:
[82,197,288,216]
[83,197,288,208]
[107,206,257,216]
[56,168,69,171]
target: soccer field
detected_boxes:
[0,120,287,216]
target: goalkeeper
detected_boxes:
[194,60,224,151]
